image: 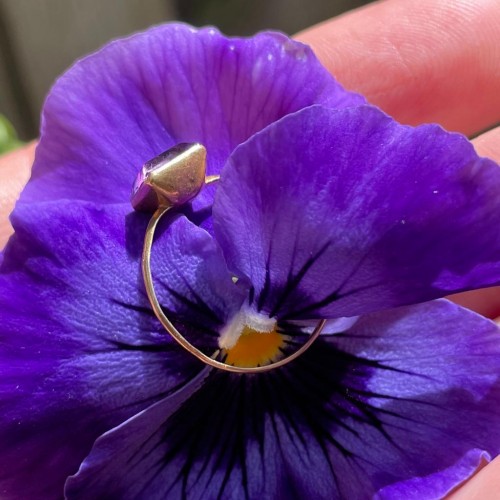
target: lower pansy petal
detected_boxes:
[320,300,500,498]
[65,300,500,499]
[66,369,286,499]
[0,201,243,498]
[375,449,489,499]
[214,105,500,319]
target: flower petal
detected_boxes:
[375,449,489,499]
[66,370,285,499]
[149,213,248,348]
[0,201,241,497]
[65,300,500,499]
[21,24,363,213]
[328,300,500,498]
[214,105,500,318]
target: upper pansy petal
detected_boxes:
[21,23,363,211]
[214,105,500,319]
[66,368,283,500]
[65,300,500,499]
[0,201,241,498]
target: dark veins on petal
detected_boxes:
[68,335,469,500]
[255,236,370,320]
[114,297,222,354]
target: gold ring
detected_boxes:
[131,143,326,373]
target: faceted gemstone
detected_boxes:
[131,143,207,211]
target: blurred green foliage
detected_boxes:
[0,114,23,154]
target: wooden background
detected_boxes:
[0,0,368,140]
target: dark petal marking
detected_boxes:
[161,306,221,338]
[214,105,500,319]
[282,279,385,320]
[279,248,385,320]
[256,239,274,312]
[160,281,223,325]
[112,298,220,348]
[269,240,331,318]
[248,285,255,306]
[66,303,500,500]
[277,321,309,338]
[111,298,156,317]
[68,337,454,499]
[257,231,386,321]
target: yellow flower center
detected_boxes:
[224,326,285,368]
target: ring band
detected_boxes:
[132,143,326,373]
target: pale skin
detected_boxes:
[0,0,499,496]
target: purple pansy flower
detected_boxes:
[2,23,500,499]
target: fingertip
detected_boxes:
[0,141,36,248]
[449,287,500,320]
[449,455,500,499]
[472,126,500,163]
[296,0,500,135]
[447,127,500,319]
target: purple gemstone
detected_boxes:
[131,143,206,212]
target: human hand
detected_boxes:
[1,0,499,496]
